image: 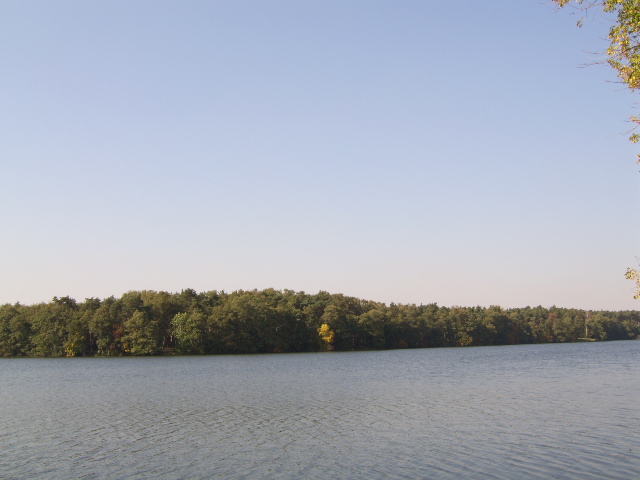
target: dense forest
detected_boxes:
[0,289,638,357]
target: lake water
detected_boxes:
[1,341,638,479]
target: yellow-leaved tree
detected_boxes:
[554,0,640,148]
[318,323,335,351]
[554,0,640,297]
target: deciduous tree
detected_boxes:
[554,1,640,298]
[554,0,640,148]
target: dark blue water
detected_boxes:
[1,341,638,479]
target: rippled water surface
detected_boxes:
[1,341,639,479]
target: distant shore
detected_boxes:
[2,289,638,357]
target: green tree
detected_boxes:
[320,301,363,350]
[0,304,30,356]
[88,296,122,355]
[447,307,475,347]
[504,309,533,344]
[586,312,608,340]
[29,300,75,356]
[172,311,208,354]
[527,306,555,343]
[140,290,181,350]
[123,310,159,355]
[357,308,387,350]
[553,309,585,342]
[212,290,276,354]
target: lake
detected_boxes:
[1,341,638,479]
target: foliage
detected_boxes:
[0,289,638,356]
[0,304,30,357]
[123,310,159,355]
[553,0,640,155]
[626,265,640,298]
[318,323,335,350]
[554,1,640,299]
[172,311,208,354]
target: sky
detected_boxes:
[1,1,639,310]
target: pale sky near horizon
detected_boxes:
[1,1,639,310]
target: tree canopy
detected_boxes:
[1,289,638,357]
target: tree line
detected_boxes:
[0,289,638,357]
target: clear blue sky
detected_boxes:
[1,1,639,309]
